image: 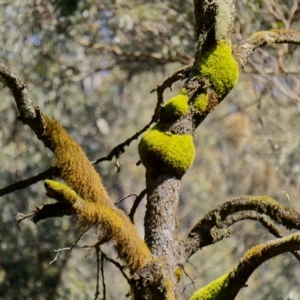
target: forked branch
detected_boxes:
[182,196,300,260]
[233,29,300,68]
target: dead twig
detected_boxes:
[128,189,147,223]
[92,120,153,166]
[0,167,54,197]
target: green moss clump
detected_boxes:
[44,180,79,204]
[197,40,239,97]
[194,93,209,113]
[138,125,195,177]
[163,90,189,119]
[190,274,231,300]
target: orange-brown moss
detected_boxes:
[164,278,176,300]
[74,198,153,271]
[43,114,111,207]
[174,267,182,282]
[42,114,153,271]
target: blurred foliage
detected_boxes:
[0,0,300,299]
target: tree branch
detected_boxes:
[219,211,300,263]
[129,189,147,223]
[233,29,300,68]
[32,202,75,224]
[0,167,54,197]
[181,196,300,260]
[190,232,300,300]
[92,120,154,165]
[0,63,50,146]
[228,232,300,298]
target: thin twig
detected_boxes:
[115,193,138,206]
[100,251,106,300]
[92,120,153,165]
[82,244,130,288]
[128,189,147,223]
[94,245,101,300]
[0,167,53,197]
[151,65,192,122]
[101,251,130,284]
[49,224,94,265]
[17,213,35,226]
[179,263,197,290]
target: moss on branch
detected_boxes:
[190,274,231,300]
[196,40,239,98]
[138,125,195,177]
[44,180,153,271]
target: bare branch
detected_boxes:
[129,189,147,223]
[17,212,35,226]
[115,193,138,206]
[32,202,74,224]
[233,29,300,68]
[0,63,36,120]
[94,244,102,300]
[181,196,300,260]
[0,167,54,198]
[101,251,130,285]
[92,120,154,165]
[100,251,106,300]
[49,224,94,265]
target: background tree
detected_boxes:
[1,0,300,299]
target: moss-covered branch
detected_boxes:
[181,196,300,260]
[218,211,300,262]
[190,232,300,300]
[138,2,239,294]
[0,63,156,275]
[233,29,300,68]
[44,180,153,271]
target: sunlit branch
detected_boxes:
[226,232,300,298]
[233,29,300,68]
[0,63,36,120]
[191,232,300,300]
[0,63,52,150]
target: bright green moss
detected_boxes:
[190,274,231,300]
[44,180,78,204]
[138,125,195,177]
[197,40,239,97]
[163,90,189,119]
[194,93,209,113]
